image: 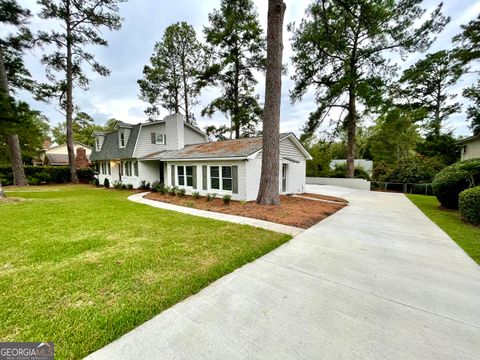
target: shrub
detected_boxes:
[76,167,95,183]
[103,178,110,188]
[432,159,480,209]
[0,165,94,185]
[113,180,122,189]
[206,193,216,201]
[35,171,52,184]
[169,185,178,196]
[27,177,40,185]
[222,194,232,204]
[372,161,392,182]
[138,180,150,190]
[386,156,444,184]
[158,183,166,194]
[94,178,100,187]
[329,163,371,180]
[176,188,186,197]
[120,184,127,190]
[151,181,161,192]
[459,186,480,225]
[126,184,134,190]
[192,191,200,199]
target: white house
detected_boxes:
[458,133,480,161]
[90,114,312,201]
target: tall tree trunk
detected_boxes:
[0,44,27,188]
[256,0,286,205]
[8,134,27,185]
[181,52,190,123]
[65,1,78,183]
[346,88,356,178]
[173,66,180,113]
[346,34,359,179]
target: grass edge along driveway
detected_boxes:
[407,194,480,265]
[0,185,290,359]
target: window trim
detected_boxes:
[96,137,101,151]
[155,133,166,145]
[119,132,126,148]
[209,165,233,193]
[177,165,194,188]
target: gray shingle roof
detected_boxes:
[45,153,69,165]
[90,124,140,161]
[141,133,291,160]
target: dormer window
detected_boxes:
[119,132,126,148]
[151,132,166,145]
[96,137,101,151]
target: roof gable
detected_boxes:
[90,124,140,161]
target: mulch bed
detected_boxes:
[145,193,347,229]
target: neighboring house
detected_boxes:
[90,114,312,201]
[458,134,480,161]
[37,141,92,166]
[330,159,373,174]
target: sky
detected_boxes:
[8,0,480,138]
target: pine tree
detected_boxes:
[454,15,480,135]
[256,0,286,205]
[399,50,465,136]
[138,22,203,124]
[200,0,266,139]
[289,0,448,177]
[36,0,125,183]
[0,0,32,187]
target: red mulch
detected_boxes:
[144,193,347,229]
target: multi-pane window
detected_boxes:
[210,166,232,191]
[177,165,194,187]
[210,166,220,190]
[222,166,232,191]
[133,161,138,177]
[156,133,166,145]
[178,166,185,186]
[107,162,111,175]
[96,137,101,151]
[124,161,133,176]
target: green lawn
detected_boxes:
[407,194,480,264]
[0,185,290,359]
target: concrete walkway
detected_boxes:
[88,186,480,360]
[128,192,303,236]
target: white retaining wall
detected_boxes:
[307,177,371,191]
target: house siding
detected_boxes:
[461,139,480,161]
[165,160,247,201]
[96,160,159,188]
[133,123,208,158]
[185,126,207,144]
[255,136,305,162]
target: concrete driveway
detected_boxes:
[86,185,480,360]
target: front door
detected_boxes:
[282,164,287,193]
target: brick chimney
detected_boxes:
[75,147,89,168]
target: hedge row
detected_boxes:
[0,165,94,185]
[459,186,480,225]
[431,159,480,209]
